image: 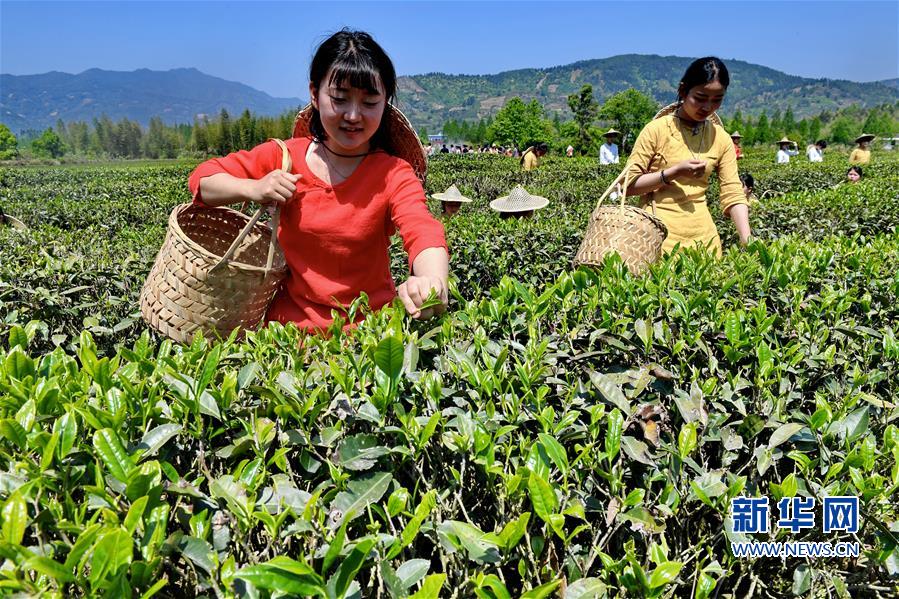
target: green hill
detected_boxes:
[3,57,895,135]
[396,54,898,130]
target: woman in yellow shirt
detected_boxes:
[520,142,548,171]
[625,57,751,256]
[849,134,874,165]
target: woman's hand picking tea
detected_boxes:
[398,275,448,319]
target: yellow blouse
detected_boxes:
[625,115,746,257]
[522,149,539,171]
[849,148,870,165]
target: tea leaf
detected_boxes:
[375,336,405,382]
[89,528,133,588]
[590,371,632,415]
[136,423,182,459]
[329,472,392,528]
[527,471,558,523]
[93,428,134,483]
[1,492,28,545]
[768,423,804,449]
[237,557,325,597]
[649,561,683,588]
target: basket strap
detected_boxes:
[591,162,634,220]
[593,159,664,219]
[264,139,290,272]
[212,138,291,273]
[616,169,632,215]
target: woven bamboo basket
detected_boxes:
[140,139,291,343]
[573,169,668,275]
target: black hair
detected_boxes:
[847,166,863,178]
[308,29,397,151]
[536,142,548,152]
[678,57,730,98]
[739,173,754,190]
[816,140,828,149]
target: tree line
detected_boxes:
[466,86,898,155]
[0,92,895,161]
[1,109,298,160]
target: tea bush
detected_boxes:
[0,149,897,597]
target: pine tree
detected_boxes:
[755,113,771,145]
[567,84,599,155]
[218,109,233,155]
[808,117,823,142]
[237,109,254,150]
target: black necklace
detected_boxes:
[314,138,372,158]
[674,109,704,135]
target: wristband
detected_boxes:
[659,169,669,185]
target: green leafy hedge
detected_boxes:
[0,149,897,597]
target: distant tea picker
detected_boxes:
[431,184,472,216]
[599,129,620,164]
[849,133,875,165]
[775,137,799,164]
[520,142,548,170]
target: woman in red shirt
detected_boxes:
[189,30,448,333]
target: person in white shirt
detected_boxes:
[775,137,799,164]
[599,129,620,164]
[806,139,826,162]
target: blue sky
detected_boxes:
[1,1,897,99]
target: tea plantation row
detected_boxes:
[0,149,897,597]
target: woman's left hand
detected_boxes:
[398,276,448,319]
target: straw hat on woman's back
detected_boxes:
[654,102,724,127]
[293,103,428,184]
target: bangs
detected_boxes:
[327,58,384,95]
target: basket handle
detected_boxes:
[593,164,634,216]
[593,161,660,219]
[212,139,291,273]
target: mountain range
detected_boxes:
[2,56,896,134]
[0,68,301,134]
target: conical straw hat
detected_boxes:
[854,133,875,144]
[775,137,794,145]
[0,213,27,230]
[431,184,473,203]
[489,185,549,213]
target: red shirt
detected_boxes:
[188,137,446,332]
[733,142,743,159]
